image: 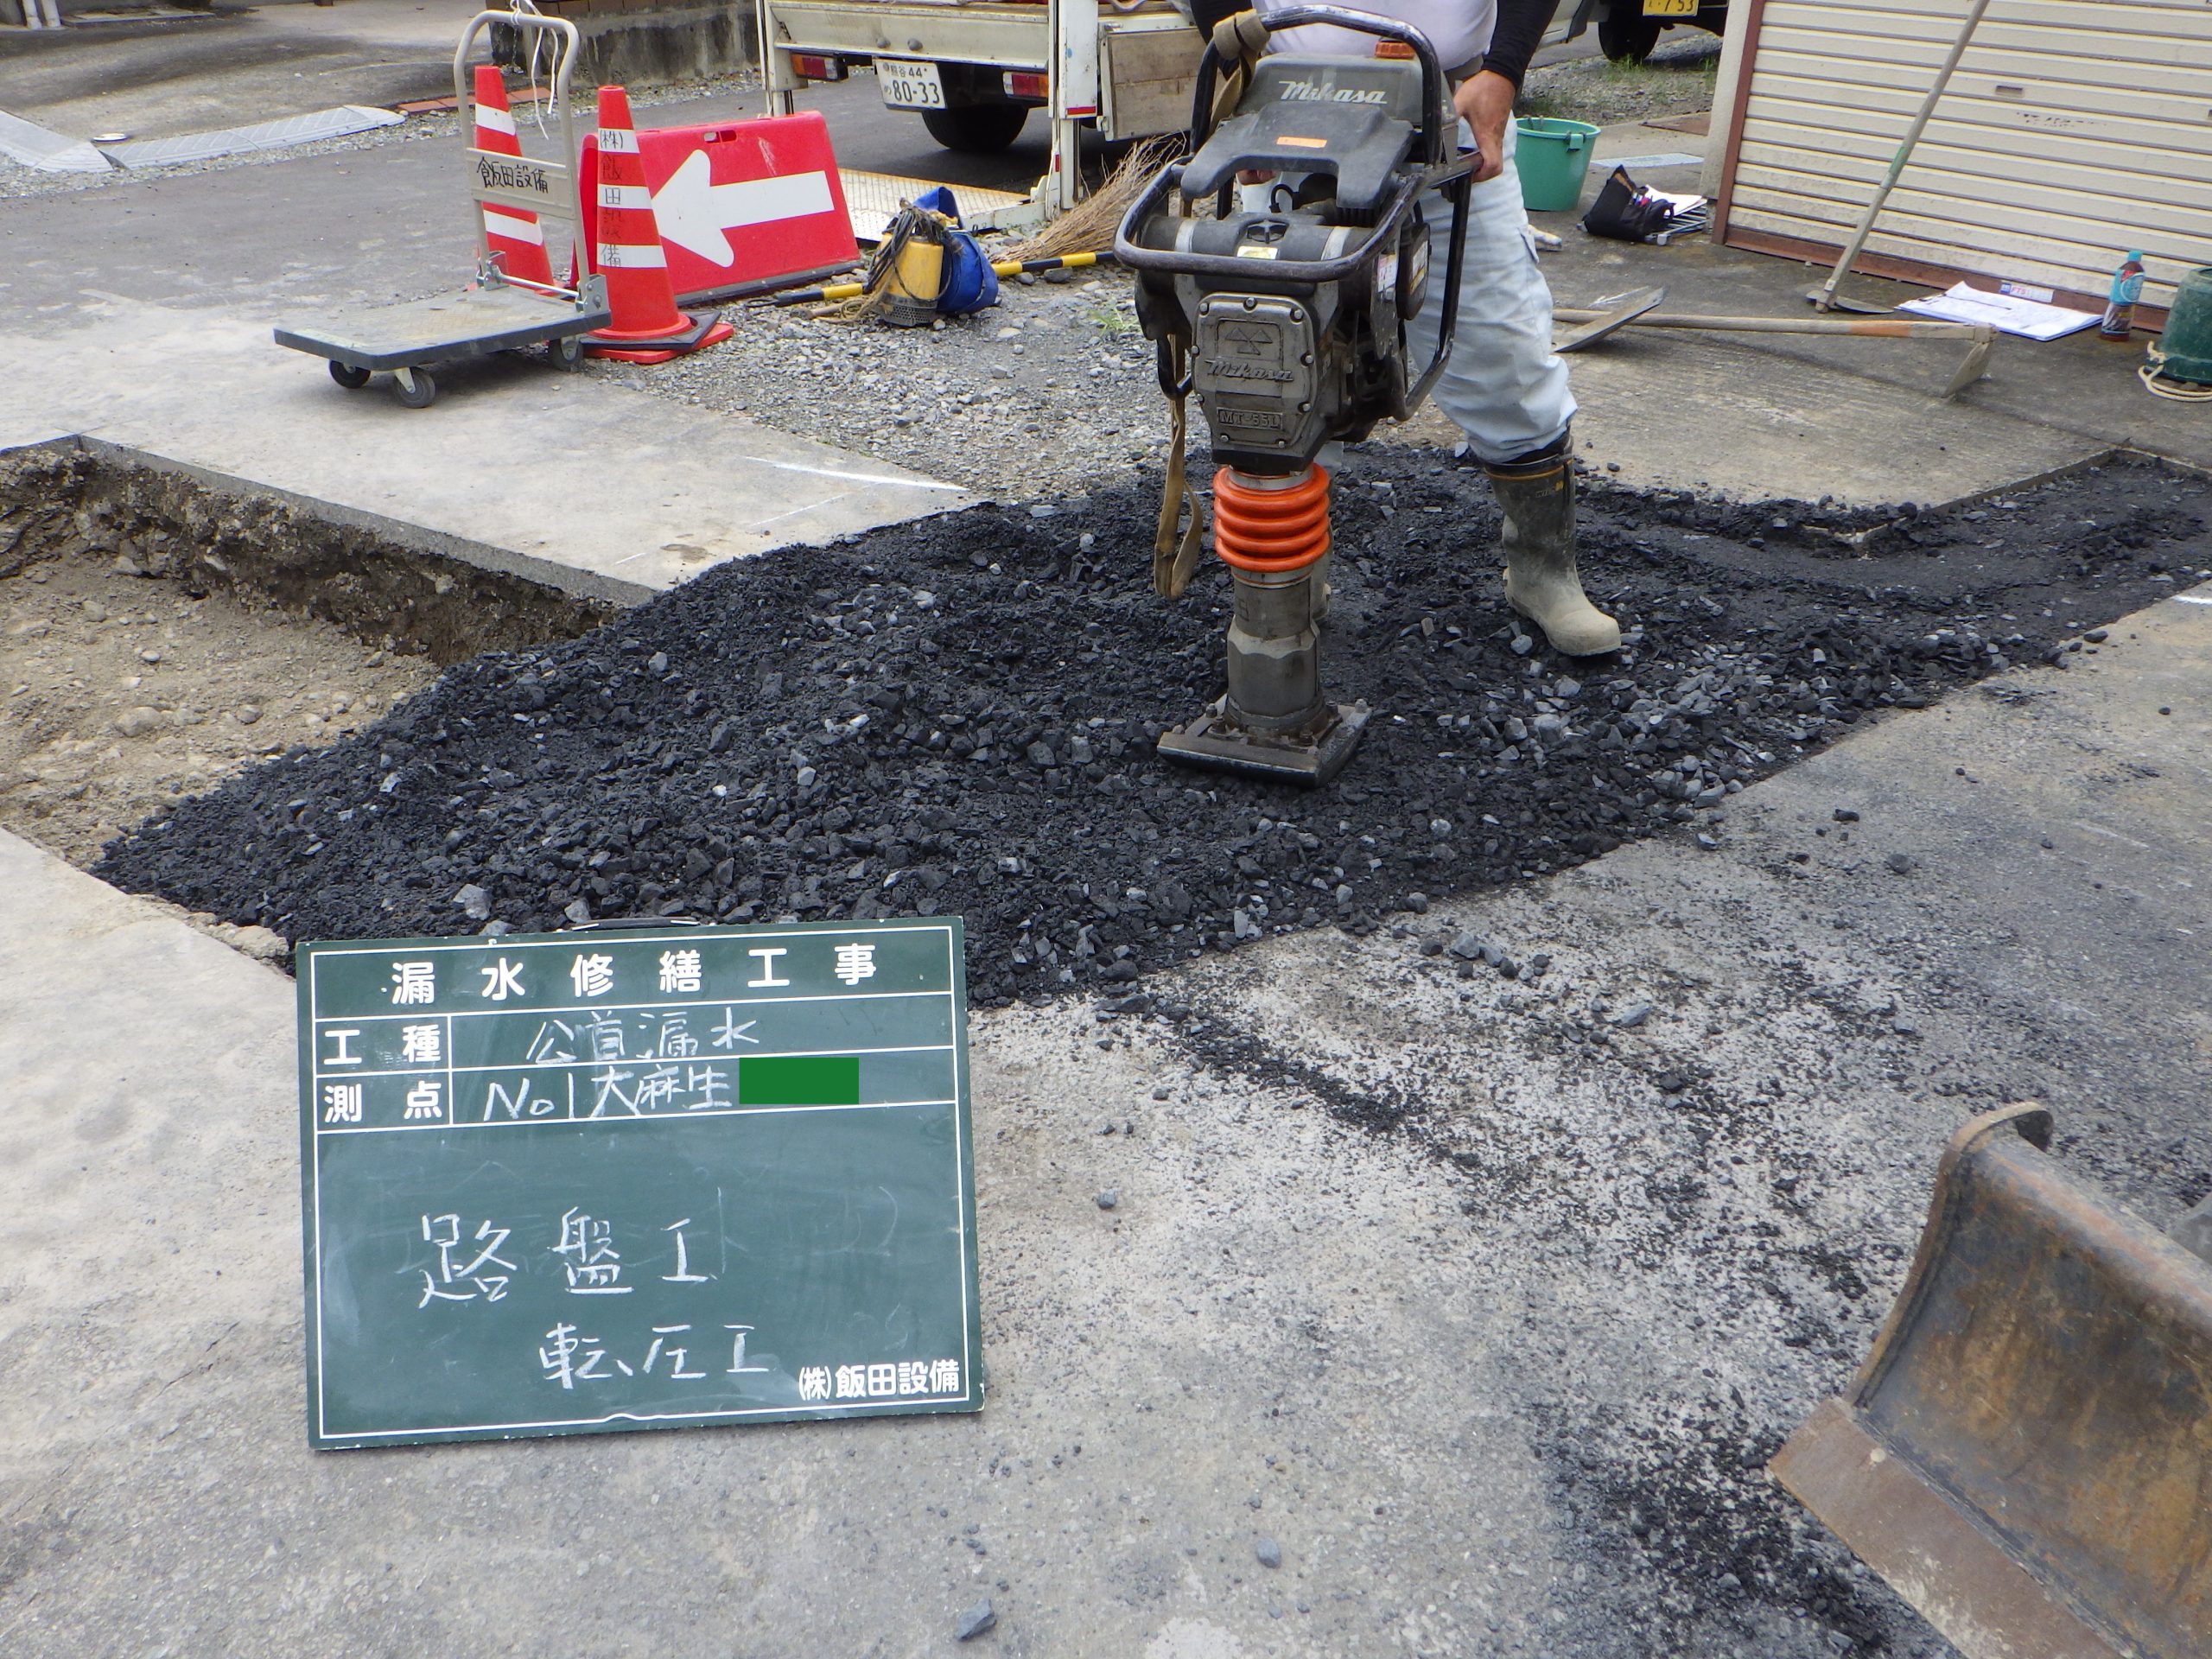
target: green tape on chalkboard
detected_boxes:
[295,917,980,1450]
[740,1054,860,1106]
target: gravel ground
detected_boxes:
[71,449,2212,1658]
[618,51,1728,503]
[93,453,2212,1011]
[6,42,1721,512]
[1520,35,1722,127]
[650,270,1168,501]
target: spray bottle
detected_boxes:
[2101,251,2147,341]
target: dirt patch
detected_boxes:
[1,551,435,867]
[92,451,2211,999]
[0,446,610,868]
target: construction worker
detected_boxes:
[1197,0,1618,657]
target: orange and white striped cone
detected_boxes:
[582,84,732,365]
[472,65,556,291]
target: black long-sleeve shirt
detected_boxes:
[1484,0,1564,86]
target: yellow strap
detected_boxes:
[1209,10,1272,132]
[1150,13,1256,597]
[1154,340,1205,598]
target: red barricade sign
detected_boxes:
[579,112,859,303]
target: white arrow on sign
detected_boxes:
[652,149,836,267]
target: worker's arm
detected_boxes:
[1456,0,1562,182]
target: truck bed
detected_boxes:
[766,0,1181,67]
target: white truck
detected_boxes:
[753,0,1204,223]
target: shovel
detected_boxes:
[1551,304,1996,397]
[1554,286,1666,353]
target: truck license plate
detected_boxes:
[877,58,946,109]
[1643,0,1699,13]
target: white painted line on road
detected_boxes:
[738,455,967,492]
[1592,151,1704,169]
[751,490,855,533]
[2073,822,2157,852]
[2171,593,2212,606]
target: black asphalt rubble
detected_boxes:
[96,450,2209,1011]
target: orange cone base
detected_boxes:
[583,310,732,364]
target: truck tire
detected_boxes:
[1598,4,1663,61]
[922,104,1029,154]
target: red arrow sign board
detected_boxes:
[578,111,860,303]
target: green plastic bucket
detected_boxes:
[2149,266,2212,386]
[1514,118,1600,213]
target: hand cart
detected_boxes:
[272,5,612,409]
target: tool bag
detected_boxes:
[1581,165,1691,243]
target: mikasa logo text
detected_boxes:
[1277,79,1387,105]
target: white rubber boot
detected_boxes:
[1486,442,1620,657]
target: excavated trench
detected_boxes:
[90,448,2210,1006]
[0,445,611,870]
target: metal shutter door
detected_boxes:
[1718,0,2211,315]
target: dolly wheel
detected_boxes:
[550,334,586,372]
[393,368,438,410]
[328,360,372,391]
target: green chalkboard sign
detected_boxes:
[296,918,981,1450]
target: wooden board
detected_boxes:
[1103,23,1205,142]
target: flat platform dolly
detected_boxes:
[272,4,606,410]
[275,279,613,409]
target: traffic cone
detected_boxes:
[582,84,732,364]
[471,66,556,291]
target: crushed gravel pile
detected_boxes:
[95,452,2210,1003]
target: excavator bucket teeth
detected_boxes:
[1771,1103,2212,1659]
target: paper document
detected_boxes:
[1897,282,2101,341]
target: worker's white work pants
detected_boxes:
[1402,118,1577,465]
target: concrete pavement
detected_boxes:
[3,580,2206,1657]
[8,99,2202,550]
[1395,118,2212,502]
[0,79,1050,322]
[0,0,469,140]
[4,46,2211,1658]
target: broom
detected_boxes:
[995,134,1184,263]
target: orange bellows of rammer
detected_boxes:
[1211,467,1333,575]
